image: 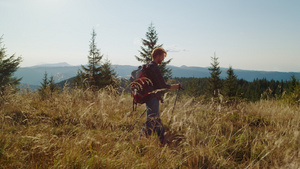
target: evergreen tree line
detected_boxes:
[38,29,118,95]
[45,23,171,93]
[174,77,299,102]
[43,23,171,94]
[174,55,300,103]
[0,22,175,97]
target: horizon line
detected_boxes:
[19,62,300,73]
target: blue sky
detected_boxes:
[1,0,299,72]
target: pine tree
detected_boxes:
[76,29,117,90]
[39,72,49,99]
[0,36,22,92]
[288,75,298,93]
[49,75,59,93]
[284,75,300,105]
[73,70,87,88]
[40,72,49,90]
[81,29,103,89]
[135,23,172,80]
[39,72,59,99]
[99,59,117,88]
[224,66,238,98]
[208,53,222,98]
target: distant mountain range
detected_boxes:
[15,62,300,87]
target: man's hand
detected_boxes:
[178,83,183,90]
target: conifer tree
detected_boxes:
[73,70,87,88]
[288,75,298,93]
[224,66,238,98]
[49,76,59,93]
[39,72,59,99]
[208,53,222,98]
[76,29,117,90]
[135,23,172,80]
[99,59,117,88]
[284,75,300,105]
[81,29,103,89]
[39,72,49,93]
[0,36,22,92]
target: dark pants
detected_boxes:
[141,97,165,143]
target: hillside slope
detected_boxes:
[1,88,299,168]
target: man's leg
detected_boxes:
[146,97,159,117]
[154,119,166,144]
[146,98,167,143]
[140,97,158,137]
[146,98,160,138]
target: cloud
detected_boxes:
[165,45,187,53]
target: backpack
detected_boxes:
[130,64,154,109]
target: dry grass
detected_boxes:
[0,87,299,168]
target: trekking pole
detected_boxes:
[171,88,180,115]
[128,108,147,132]
[169,84,183,125]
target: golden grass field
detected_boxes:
[0,87,299,168]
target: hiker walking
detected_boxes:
[140,47,182,144]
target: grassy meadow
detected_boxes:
[0,86,299,168]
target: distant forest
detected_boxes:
[173,76,298,102]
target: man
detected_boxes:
[141,47,182,144]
